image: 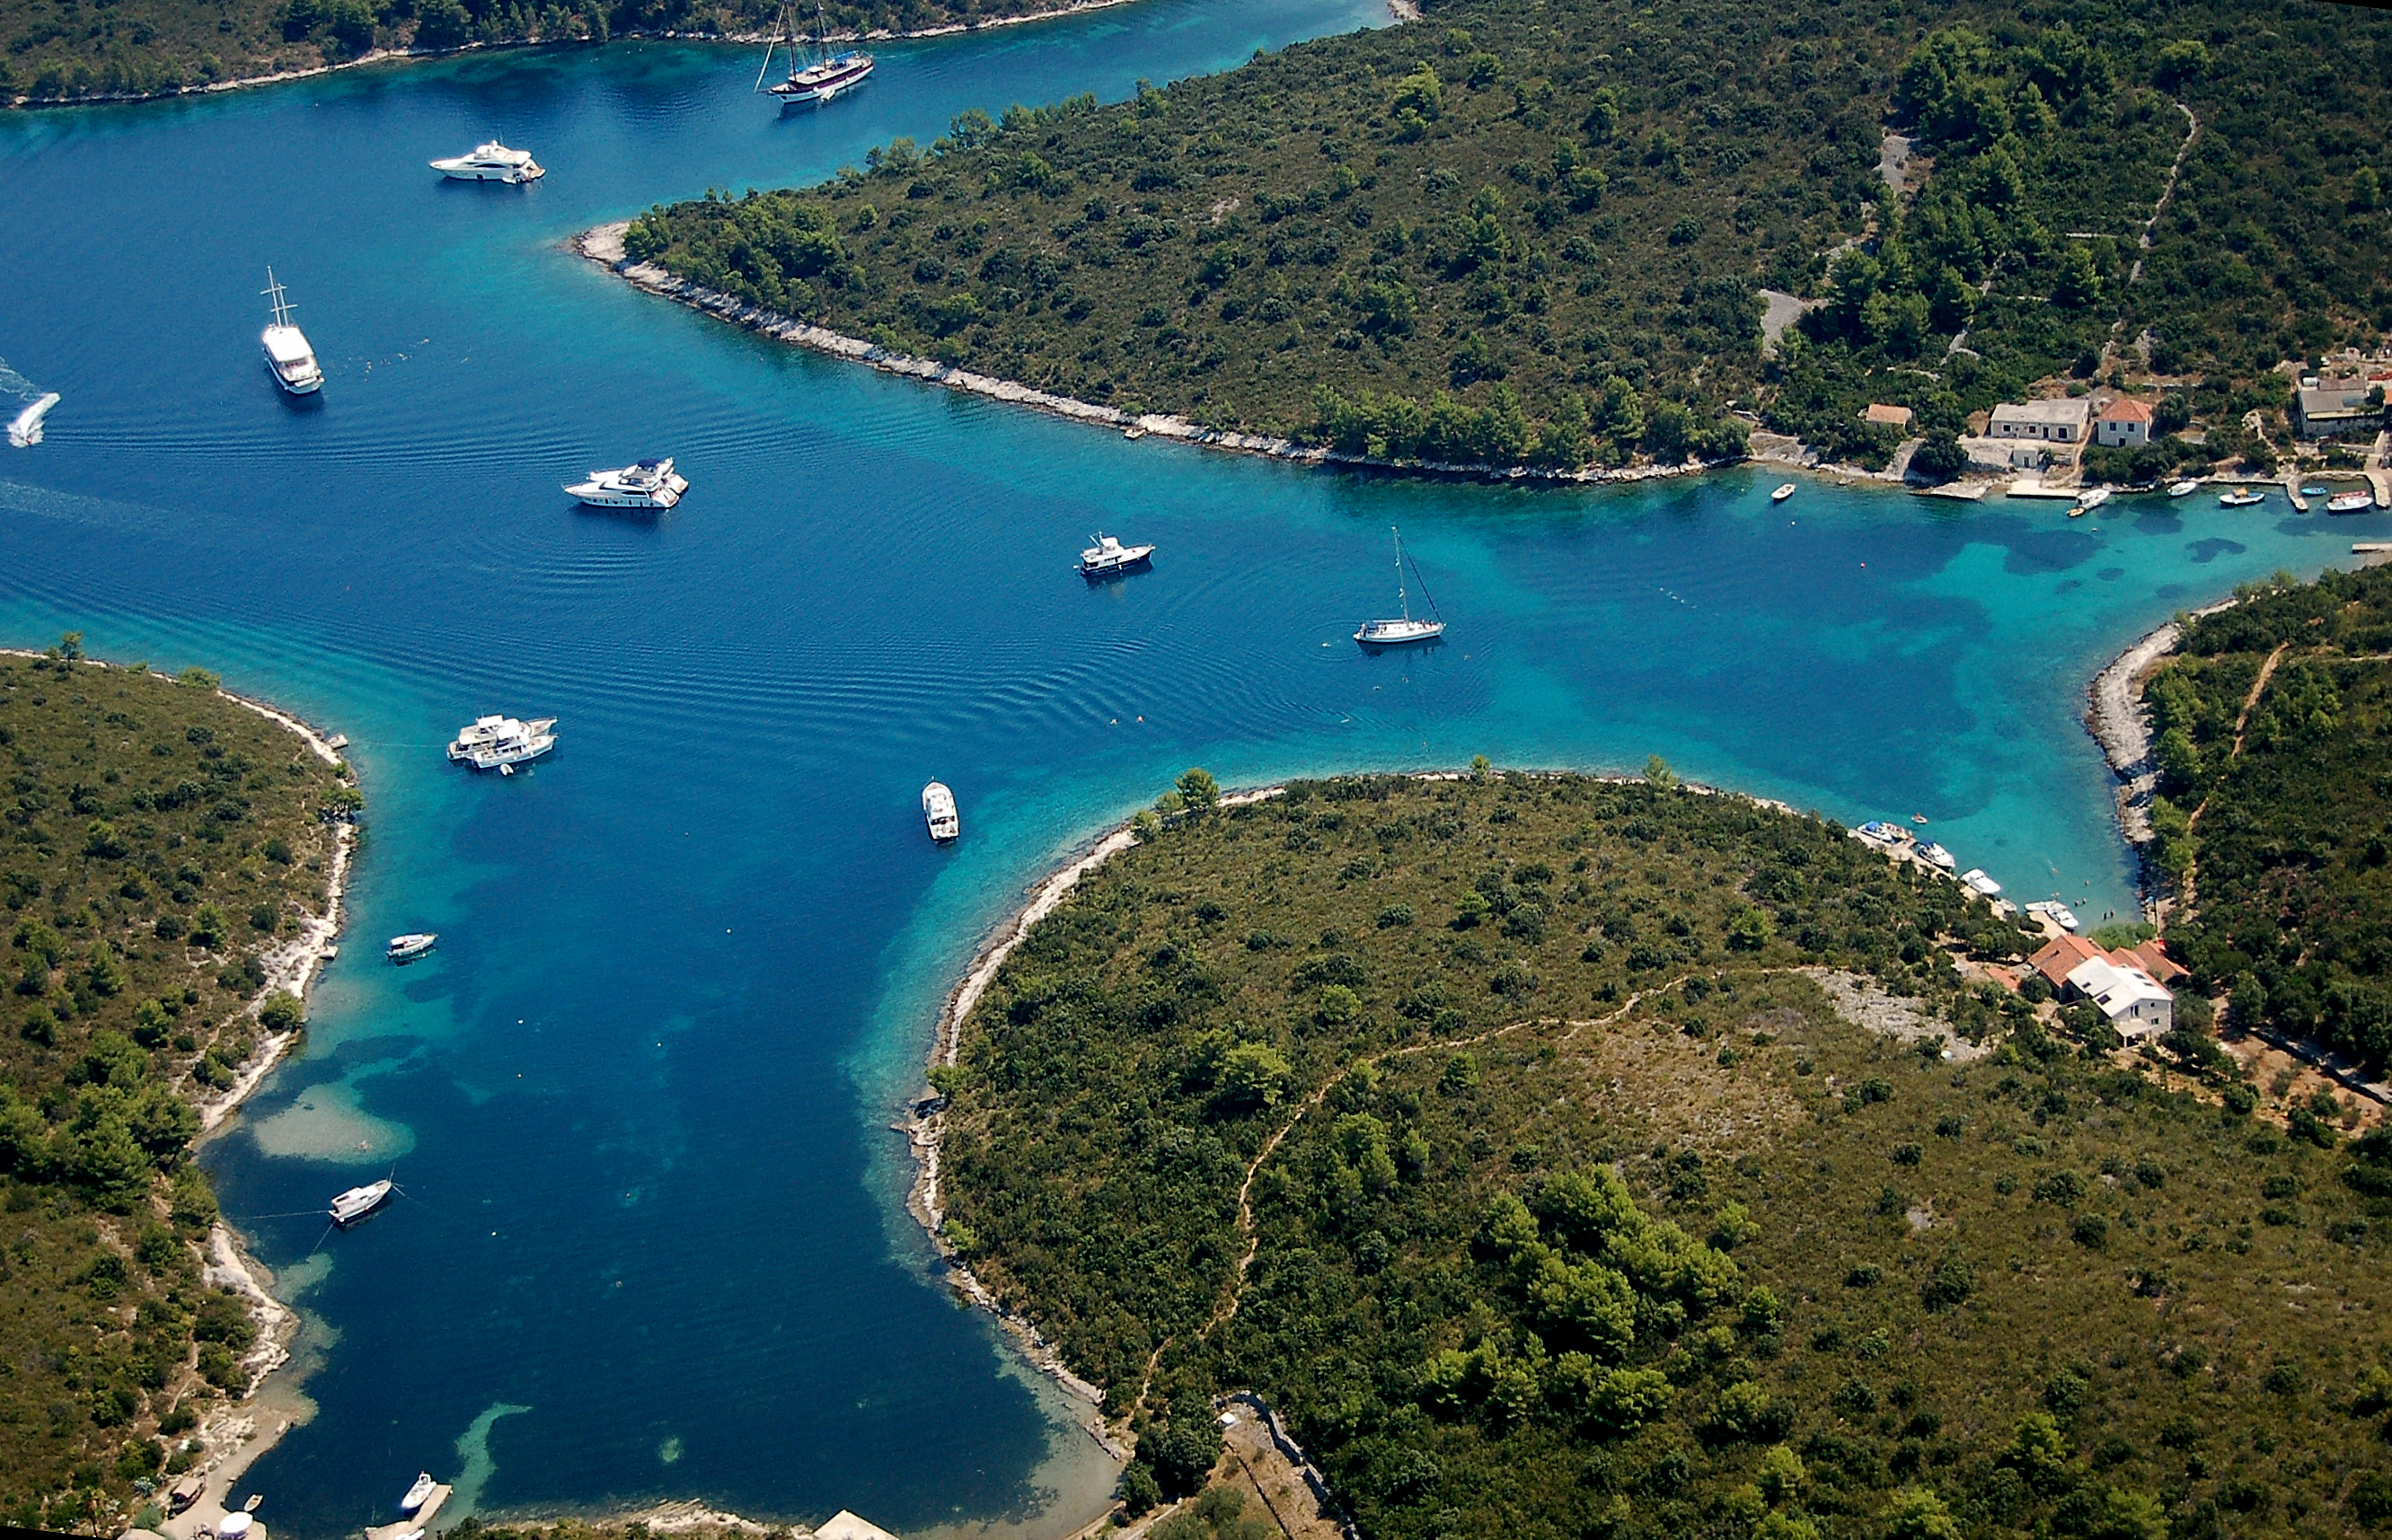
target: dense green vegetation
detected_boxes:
[0,638,357,1529]
[934,769,2392,1540]
[0,0,1088,106]
[625,0,2392,473]
[2144,566,2392,1074]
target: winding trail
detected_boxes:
[2128,101,2202,288]
[2176,640,2289,924]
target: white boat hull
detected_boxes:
[922,781,960,842]
[330,1178,393,1226]
[7,392,60,447]
[433,162,543,183]
[1355,619,1444,646]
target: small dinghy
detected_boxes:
[1771,483,1796,503]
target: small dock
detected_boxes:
[2286,477,2309,513]
[2003,479,2079,499]
[364,1485,451,1540]
[2369,469,2392,509]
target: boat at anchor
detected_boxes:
[387,933,437,963]
[565,458,686,509]
[260,268,322,396]
[429,140,544,183]
[1355,526,1445,647]
[1078,533,1155,578]
[447,715,557,772]
[755,1,873,106]
[922,780,959,842]
[330,1178,393,1227]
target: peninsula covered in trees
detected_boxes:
[931,770,2392,1539]
[0,641,357,1530]
[620,0,2392,474]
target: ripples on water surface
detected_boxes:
[1,3,2385,1531]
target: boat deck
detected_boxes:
[364,1484,452,1540]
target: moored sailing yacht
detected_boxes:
[260,268,322,395]
[755,2,874,106]
[330,1177,393,1227]
[1355,526,1445,647]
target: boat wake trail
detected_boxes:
[0,357,59,447]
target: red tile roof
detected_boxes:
[2098,398,2155,423]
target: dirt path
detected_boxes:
[2176,639,2289,924]
[2128,101,2201,287]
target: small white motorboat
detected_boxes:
[1771,482,1796,503]
[1078,533,1155,578]
[2327,491,2374,515]
[329,1178,393,1227]
[7,392,60,448]
[2167,480,2200,497]
[2073,487,2111,511]
[429,140,544,183]
[1855,821,1912,846]
[387,933,437,963]
[2219,487,2266,507]
[565,458,687,510]
[2025,899,2081,932]
[1960,868,2002,897]
[400,1474,438,1514]
[922,780,960,842]
[1916,841,1956,871]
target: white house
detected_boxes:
[2064,955,2175,1038]
[2096,398,2154,448]
[1990,398,2092,444]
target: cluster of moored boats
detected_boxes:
[1854,818,2084,932]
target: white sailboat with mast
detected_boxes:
[260,268,322,396]
[1354,526,1445,646]
[755,0,874,106]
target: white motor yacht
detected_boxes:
[922,780,960,842]
[1916,840,1956,871]
[447,715,558,771]
[1078,533,1155,578]
[1355,526,1445,646]
[430,140,544,183]
[260,268,322,395]
[2073,487,2111,511]
[400,1474,439,1515]
[2025,899,2081,932]
[566,458,687,509]
[330,1178,393,1227]
[1959,868,2002,897]
[387,933,437,963]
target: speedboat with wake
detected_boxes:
[7,392,59,447]
[430,140,545,183]
[1355,526,1445,647]
[566,458,686,509]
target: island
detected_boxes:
[0,637,357,1534]
[609,0,2392,482]
[916,761,2392,1537]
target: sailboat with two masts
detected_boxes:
[1354,526,1446,647]
[755,1,874,107]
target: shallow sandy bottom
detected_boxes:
[249,1078,418,1163]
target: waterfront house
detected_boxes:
[2293,380,2379,439]
[1990,398,2092,444]
[2095,398,2154,448]
[2028,934,2104,988]
[2064,955,2175,1037]
[1964,435,2046,471]
[1863,403,1914,430]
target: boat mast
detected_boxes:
[753,3,789,91]
[261,268,295,329]
[1392,527,1410,622]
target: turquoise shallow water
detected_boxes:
[2,10,2387,1533]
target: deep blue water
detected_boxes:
[1,7,2385,1534]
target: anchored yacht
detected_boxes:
[922,781,960,842]
[260,268,322,395]
[566,458,687,509]
[447,715,558,771]
[387,933,437,963]
[330,1178,393,1227]
[430,140,545,183]
[756,2,873,106]
[1355,526,1445,646]
[1078,533,1155,578]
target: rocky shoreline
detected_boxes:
[575,224,1743,488]
[2081,598,2238,912]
